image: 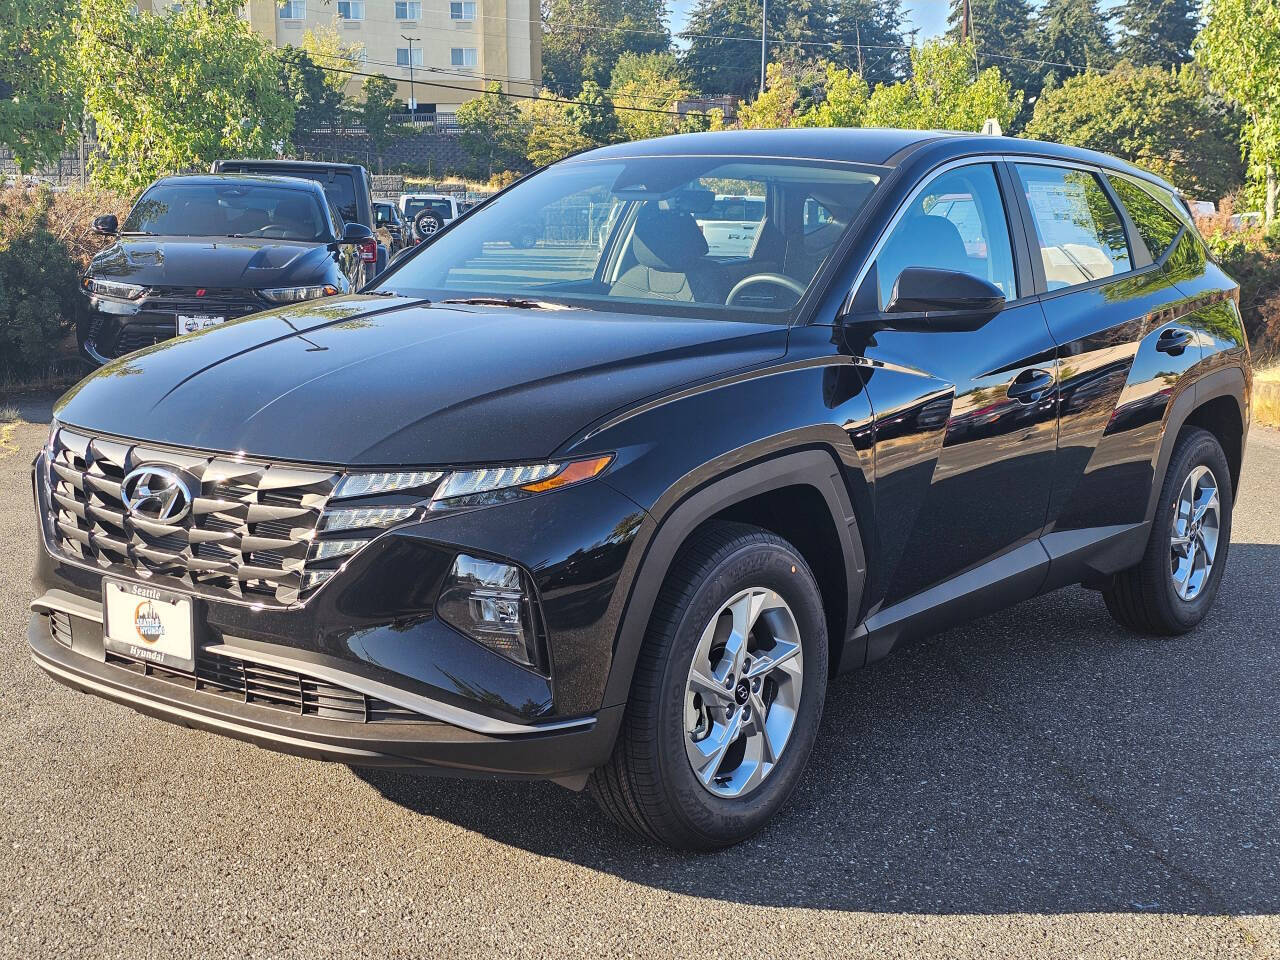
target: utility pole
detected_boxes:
[855,21,864,76]
[760,0,768,94]
[401,34,418,119]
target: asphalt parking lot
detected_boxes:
[1,393,1277,960]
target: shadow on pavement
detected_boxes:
[356,542,1280,915]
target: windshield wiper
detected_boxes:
[120,231,154,236]
[441,296,579,310]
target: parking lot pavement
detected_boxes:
[1,394,1277,960]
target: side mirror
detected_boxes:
[887,267,1005,316]
[339,222,374,244]
[92,214,118,237]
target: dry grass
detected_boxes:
[1256,365,1280,429]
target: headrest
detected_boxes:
[900,213,968,272]
[632,206,709,271]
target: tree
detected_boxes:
[0,0,82,171]
[862,40,1021,133]
[797,62,871,127]
[1113,0,1200,67]
[301,19,365,98]
[276,47,343,140]
[1032,0,1115,89]
[456,83,530,178]
[522,84,618,167]
[681,0,834,100]
[360,75,402,172]
[827,0,909,86]
[1197,0,1280,222]
[1024,63,1245,200]
[736,60,828,129]
[77,0,293,190]
[541,0,669,96]
[608,51,698,141]
[946,0,1037,100]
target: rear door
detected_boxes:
[1010,161,1204,547]
[845,160,1060,608]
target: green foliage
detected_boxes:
[1113,0,1200,67]
[542,0,669,95]
[682,0,834,100]
[457,83,531,178]
[862,40,1021,133]
[300,20,364,97]
[77,0,293,191]
[608,52,703,141]
[276,47,344,140]
[1032,0,1115,89]
[0,188,85,381]
[0,0,82,171]
[360,74,403,165]
[946,0,1038,97]
[1197,225,1280,359]
[1026,64,1244,200]
[825,0,909,86]
[736,61,830,129]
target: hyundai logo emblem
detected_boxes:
[122,465,193,525]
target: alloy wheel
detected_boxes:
[683,587,804,799]
[1170,464,1221,601]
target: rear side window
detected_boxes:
[1106,173,1185,260]
[874,163,1017,308]
[1016,164,1131,290]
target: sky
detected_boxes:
[667,0,954,45]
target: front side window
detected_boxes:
[396,46,424,67]
[1107,173,1185,261]
[337,0,363,18]
[278,0,304,19]
[873,163,1017,308]
[123,183,330,242]
[450,47,478,68]
[394,0,421,18]
[377,155,882,323]
[1016,164,1131,290]
[450,1,476,20]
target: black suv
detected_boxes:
[211,159,387,274]
[79,174,375,365]
[29,130,1250,850]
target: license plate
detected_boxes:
[103,580,195,672]
[177,314,225,334]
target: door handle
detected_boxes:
[1156,327,1194,355]
[1006,368,1055,404]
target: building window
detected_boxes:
[337,0,363,18]
[450,46,478,68]
[278,0,304,19]
[396,47,424,67]
[450,1,476,21]
[394,0,421,19]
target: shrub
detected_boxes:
[0,185,131,382]
[1197,214,1280,363]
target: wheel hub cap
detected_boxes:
[683,587,804,799]
[1170,464,1220,601]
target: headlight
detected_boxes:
[437,553,542,669]
[431,455,613,508]
[81,277,146,300]
[332,471,441,499]
[322,506,417,533]
[258,284,338,304]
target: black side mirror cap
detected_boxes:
[886,267,1005,315]
[339,222,374,243]
[92,214,118,236]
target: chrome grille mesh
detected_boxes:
[45,428,339,606]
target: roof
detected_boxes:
[569,128,1176,193]
[152,173,327,193]
[214,159,368,174]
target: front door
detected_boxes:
[844,161,1060,612]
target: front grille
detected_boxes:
[45,428,340,606]
[50,611,73,648]
[103,647,437,724]
[142,287,266,317]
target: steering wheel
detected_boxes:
[726,272,807,306]
[242,224,290,238]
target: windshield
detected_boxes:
[404,198,454,219]
[378,156,882,322]
[123,182,332,241]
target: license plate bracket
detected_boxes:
[176,314,226,335]
[103,579,196,673]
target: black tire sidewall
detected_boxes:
[414,211,442,240]
[653,541,828,845]
[1152,431,1233,630]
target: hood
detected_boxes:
[55,295,789,465]
[87,236,334,289]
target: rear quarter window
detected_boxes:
[1106,173,1185,261]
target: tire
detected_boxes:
[1104,427,1233,635]
[413,210,444,242]
[589,521,829,850]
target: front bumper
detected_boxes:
[80,291,267,365]
[29,593,621,785]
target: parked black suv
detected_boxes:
[78,174,375,365]
[30,130,1250,849]
[211,159,387,274]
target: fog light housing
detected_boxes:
[437,553,542,670]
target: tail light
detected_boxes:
[358,238,378,264]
